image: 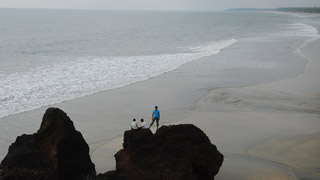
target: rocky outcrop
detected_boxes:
[0,108,223,180]
[0,108,96,180]
[99,124,223,180]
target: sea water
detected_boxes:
[0,9,319,119]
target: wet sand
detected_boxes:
[90,38,320,179]
[193,39,320,179]
[0,36,319,179]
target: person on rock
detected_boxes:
[131,118,138,130]
[140,119,147,129]
[149,106,160,130]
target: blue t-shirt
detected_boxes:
[153,110,160,118]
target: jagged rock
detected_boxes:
[0,108,96,180]
[99,124,223,180]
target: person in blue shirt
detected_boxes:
[149,106,160,130]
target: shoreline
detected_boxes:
[263,10,320,15]
[84,36,320,176]
[250,37,320,98]
[91,37,320,177]
[192,38,320,179]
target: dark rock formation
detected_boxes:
[0,108,223,180]
[0,108,96,180]
[98,124,223,180]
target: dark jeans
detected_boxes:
[150,118,159,127]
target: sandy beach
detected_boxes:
[77,38,320,179]
[186,38,320,179]
[1,22,319,180]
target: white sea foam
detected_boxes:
[0,39,237,119]
[276,22,320,41]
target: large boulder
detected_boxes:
[100,124,223,180]
[0,108,96,180]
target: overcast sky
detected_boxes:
[1,0,320,11]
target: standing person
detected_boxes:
[131,118,138,130]
[149,106,160,130]
[140,119,147,129]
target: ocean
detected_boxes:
[0,9,319,120]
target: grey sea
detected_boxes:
[0,9,320,177]
[1,9,319,119]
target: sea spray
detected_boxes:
[0,39,236,119]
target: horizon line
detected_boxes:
[1,6,319,12]
[0,7,224,12]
